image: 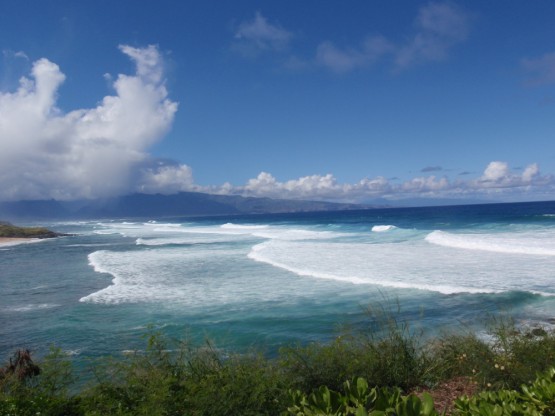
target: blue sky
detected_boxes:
[1,1,555,204]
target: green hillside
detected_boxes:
[0,222,60,238]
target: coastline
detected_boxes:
[0,237,39,247]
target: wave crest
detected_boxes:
[425,230,555,256]
[372,225,396,232]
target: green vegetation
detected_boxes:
[2,313,555,415]
[0,222,61,238]
[289,378,438,415]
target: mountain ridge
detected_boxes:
[0,191,376,220]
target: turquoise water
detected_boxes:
[2,201,555,366]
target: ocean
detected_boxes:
[2,200,555,368]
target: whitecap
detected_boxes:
[221,223,269,230]
[6,303,61,312]
[247,237,555,296]
[372,225,396,232]
[425,230,555,256]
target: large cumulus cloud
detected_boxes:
[0,45,180,201]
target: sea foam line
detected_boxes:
[372,225,397,232]
[5,303,61,312]
[426,230,555,256]
[247,242,499,295]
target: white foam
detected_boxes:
[156,223,345,241]
[221,223,269,230]
[144,222,183,228]
[372,225,397,232]
[66,243,118,247]
[82,247,254,304]
[6,303,61,312]
[92,220,347,244]
[135,233,247,245]
[82,220,555,301]
[426,230,555,256]
[247,237,555,296]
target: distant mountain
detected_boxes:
[0,192,373,220]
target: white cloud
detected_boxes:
[240,172,344,199]
[316,42,364,73]
[395,2,469,68]
[136,162,195,194]
[234,12,293,55]
[233,4,469,73]
[480,161,510,182]
[316,36,393,73]
[401,176,449,192]
[522,52,555,86]
[522,163,539,182]
[477,161,541,188]
[314,2,470,73]
[2,50,29,61]
[0,45,178,201]
[211,161,552,203]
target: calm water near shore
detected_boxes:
[2,201,555,367]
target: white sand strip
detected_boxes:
[0,237,40,247]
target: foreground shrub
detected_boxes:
[3,308,555,415]
[280,303,432,394]
[432,318,555,390]
[80,334,288,415]
[288,377,438,416]
[0,347,79,416]
[454,367,555,415]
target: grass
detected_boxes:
[2,310,555,415]
[0,222,56,238]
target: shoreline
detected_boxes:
[0,237,39,247]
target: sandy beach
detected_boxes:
[0,237,37,247]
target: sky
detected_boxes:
[1,0,555,204]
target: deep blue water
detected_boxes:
[2,201,555,368]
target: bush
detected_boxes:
[454,367,555,415]
[79,335,289,415]
[431,318,555,390]
[280,302,432,394]
[0,347,80,416]
[3,308,555,415]
[288,377,438,416]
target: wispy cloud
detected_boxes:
[317,2,470,73]
[0,45,180,201]
[522,51,555,86]
[233,12,293,56]
[2,50,29,60]
[395,1,469,68]
[315,36,393,73]
[421,165,443,173]
[235,3,471,73]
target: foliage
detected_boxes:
[454,367,555,415]
[79,334,288,415]
[431,317,555,390]
[2,310,555,415]
[280,302,432,394]
[0,223,55,238]
[0,347,80,416]
[288,377,438,416]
